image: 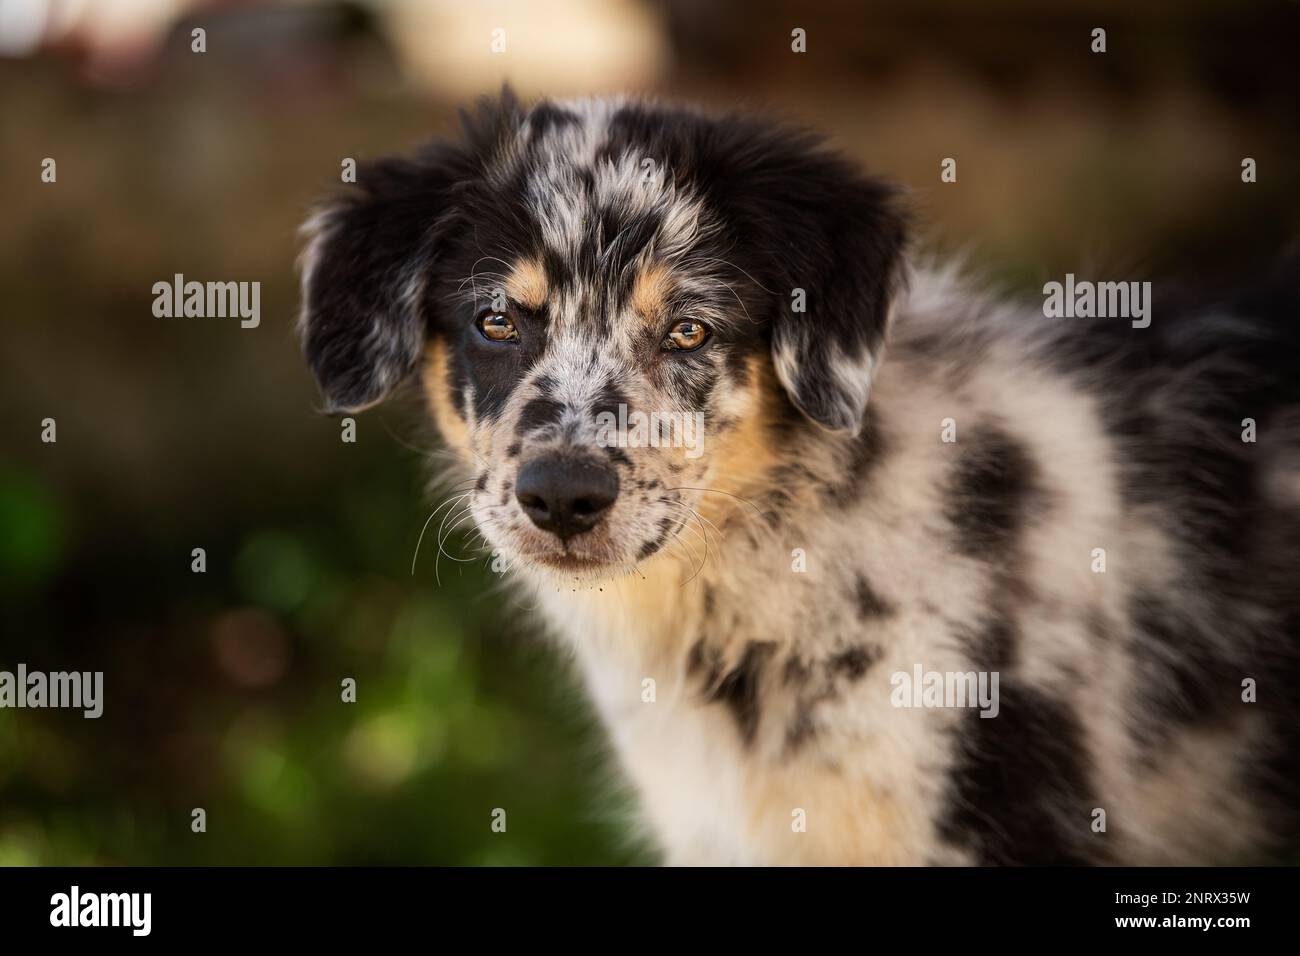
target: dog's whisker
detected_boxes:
[665,485,765,525]
[679,508,713,586]
[434,504,479,581]
[664,518,702,567]
[664,503,710,584]
[436,509,482,565]
[411,492,473,576]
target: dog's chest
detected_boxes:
[582,646,761,864]
[534,573,757,862]
[531,550,959,865]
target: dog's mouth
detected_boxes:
[506,534,631,577]
[529,552,616,572]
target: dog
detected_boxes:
[298,92,1300,865]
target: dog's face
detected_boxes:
[300,94,905,578]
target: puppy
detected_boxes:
[299,92,1300,865]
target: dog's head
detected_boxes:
[300,92,906,578]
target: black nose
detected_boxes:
[515,454,619,539]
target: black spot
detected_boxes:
[686,637,721,687]
[589,385,628,423]
[605,446,632,467]
[828,645,880,681]
[945,425,1039,559]
[474,472,487,492]
[516,398,565,435]
[589,206,663,290]
[704,642,776,747]
[505,441,522,457]
[540,246,572,292]
[525,102,579,143]
[785,708,816,752]
[638,515,675,560]
[781,646,877,754]
[957,613,1018,671]
[939,684,1099,865]
[1125,593,1236,753]
[782,655,812,687]
[853,575,893,618]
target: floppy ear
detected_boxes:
[773,179,906,433]
[297,155,461,413]
[298,91,526,413]
[711,124,908,433]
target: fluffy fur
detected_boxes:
[299,91,1300,865]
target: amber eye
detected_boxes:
[662,319,710,351]
[478,312,518,342]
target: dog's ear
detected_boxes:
[770,171,906,434]
[709,123,908,433]
[298,90,523,414]
[297,155,458,413]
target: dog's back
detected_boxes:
[899,263,1300,863]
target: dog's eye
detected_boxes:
[662,319,710,352]
[478,312,518,342]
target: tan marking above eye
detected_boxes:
[631,263,673,322]
[664,319,709,351]
[503,257,548,310]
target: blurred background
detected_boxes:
[1,0,1297,865]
